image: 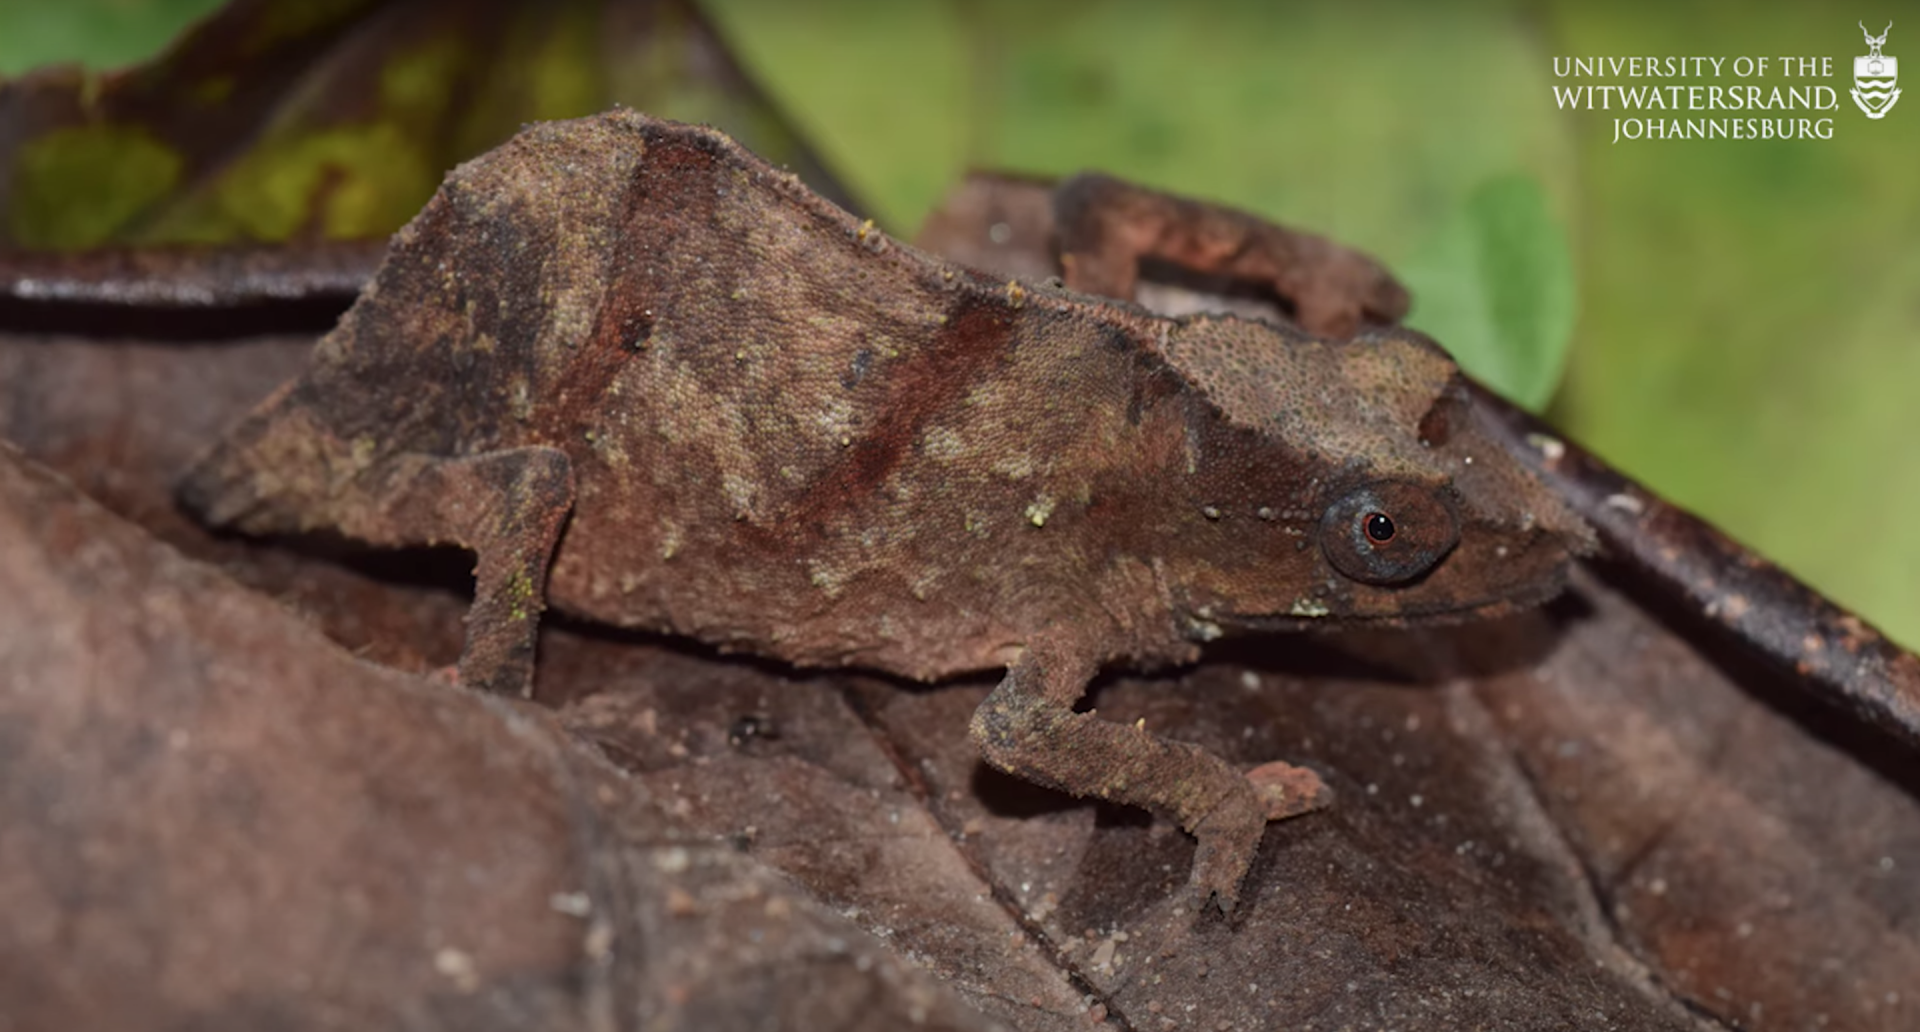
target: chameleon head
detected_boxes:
[1158,316,1595,629]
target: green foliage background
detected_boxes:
[4,0,1916,648]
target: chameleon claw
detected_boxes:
[1247,760,1335,821]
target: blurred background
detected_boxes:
[2,0,1915,648]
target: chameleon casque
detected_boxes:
[179,110,1593,910]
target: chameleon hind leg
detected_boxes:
[969,638,1332,913]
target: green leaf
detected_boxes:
[1399,175,1576,411]
[8,125,184,249]
[0,0,226,76]
[0,0,858,250]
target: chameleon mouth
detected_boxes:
[1214,544,1578,636]
[1377,565,1575,626]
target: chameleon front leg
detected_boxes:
[179,405,574,696]
[969,641,1331,913]
[341,448,575,697]
[1052,172,1409,338]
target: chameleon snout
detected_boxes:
[177,438,266,530]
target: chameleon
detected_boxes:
[178,110,1593,911]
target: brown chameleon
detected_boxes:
[179,110,1592,911]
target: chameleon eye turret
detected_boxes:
[1319,480,1461,586]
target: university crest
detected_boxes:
[1853,21,1901,119]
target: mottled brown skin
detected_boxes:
[179,111,1592,911]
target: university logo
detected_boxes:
[1852,21,1901,119]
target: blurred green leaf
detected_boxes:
[8,125,184,248]
[0,0,856,250]
[708,0,1578,251]
[699,0,968,234]
[0,0,227,76]
[1545,0,1920,649]
[1400,175,1576,410]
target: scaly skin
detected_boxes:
[179,111,1592,911]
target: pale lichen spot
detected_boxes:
[504,568,538,621]
[593,434,630,470]
[924,425,968,461]
[509,376,534,422]
[1526,432,1567,463]
[807,561,848,599]
[722,473,758,520]
[330,435,379,493]
[1186,616,1224,641]
[434,948,479,993]
[1005,281,1027,308]
[1605,492,1646,516]
[815,397,857,441]
[1289,597,1331,618]
[1025,495,1056,528]
[993,452,1036,480]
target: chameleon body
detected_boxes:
[180,111,1591,909]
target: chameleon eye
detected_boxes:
[1320,481,1459,585]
